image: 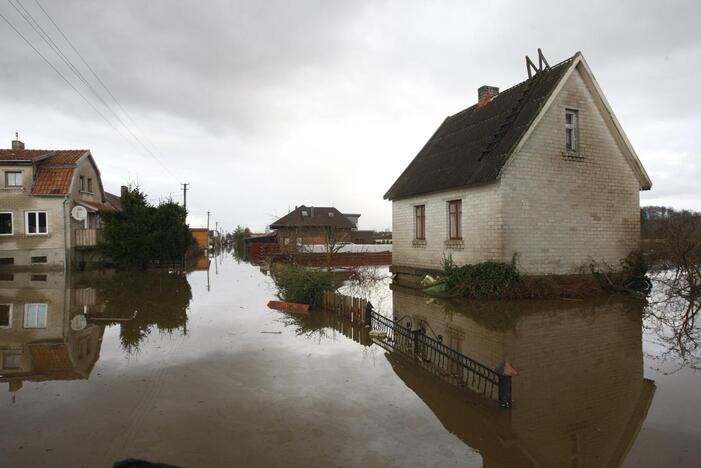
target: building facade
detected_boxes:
[0,139,118,269]
[270,205,355,253]
[385,52,651,276]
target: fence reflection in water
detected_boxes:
[321,291,512,407]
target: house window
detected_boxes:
[0,273,13,281]
[0,258,14,265]
[24,303,47,329]
[79,175,86,191]
[87,178,93,192]
[448,200,462,240]
[565,109,578,152]
[25,211,48,235]
[5,171,22,188]
[415,205,425,240]
[31,274,47,282]
[0,212,12,235]
[30,256,48,264]
[0,304,11,328]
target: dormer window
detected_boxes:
[565,109,578,153]
[301,210,308,217]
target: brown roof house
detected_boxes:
[385,51,651,278]
[270,205,355,253]
[0,137,121,268]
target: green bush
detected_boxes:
[274,265,336,308]
[440,255,521,298]
[100,186,195,269]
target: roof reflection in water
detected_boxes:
[388,286,656,468]
[0,271,104,402]
[0,269,193,401]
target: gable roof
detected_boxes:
[270,205,354,229]
[384,52,651,200]
[104,192,123,212]
[0,148,98,196]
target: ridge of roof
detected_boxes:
[270,205,355,229]
[384,54,578,200]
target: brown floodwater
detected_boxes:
[0,255,699,467]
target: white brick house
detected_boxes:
[385,52,651,277]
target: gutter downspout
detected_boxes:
[63,195,70,273]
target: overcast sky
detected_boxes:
[0,0,699,231]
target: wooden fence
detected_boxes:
[321,291,371,325]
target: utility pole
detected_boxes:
[206,211,211,250]
[181,183,189,211]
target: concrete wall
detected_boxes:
[391,183,502,270]
[500,64,642,274]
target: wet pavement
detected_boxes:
[0,255,699,467]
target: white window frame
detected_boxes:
[0,304,12,328]
[24,303,47,329]
[565,109,578,153]
[25,210,48,235]
[0,211,13,236]
[2,352,22,370]
[4,171,22,188]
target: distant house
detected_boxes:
[269,205,355,252]
[190,228,209,251]
[0,138,120,268]
[385,52,651,278]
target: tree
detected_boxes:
[100,186,194,269]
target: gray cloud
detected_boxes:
[0,0,700,230]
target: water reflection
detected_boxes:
[0,269,193,401]
[389,287,656,468]
[0,272,104,402]
[71,270,192,354]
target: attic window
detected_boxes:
[301,211,308,217]
[328,212,334,218]
[565,109,578,153]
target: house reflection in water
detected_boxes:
[390,287,656,468]
[0,271,104,402]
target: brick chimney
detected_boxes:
[11,132,24,150]
[477,85,499,104]
[120,185,128,198]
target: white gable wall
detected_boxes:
[391,182,503,270]
[499,64,641,274]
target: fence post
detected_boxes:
[412,328,422,355]
[498,375,512,408]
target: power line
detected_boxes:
[2,0,181,180]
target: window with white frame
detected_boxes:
[565,109,578,153]
[0,212,12,235]
[0,304,11,328]
[25,211,48,235]
[5,171,22,188]
[24,303,47,329]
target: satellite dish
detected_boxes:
[71,205,87,221]
[70,314,87,331]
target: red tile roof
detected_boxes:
[0,149,87,163]
[32,167,76,195]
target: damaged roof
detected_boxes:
[384,55,576,200]
[270,205,355,229]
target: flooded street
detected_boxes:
[1,255,699,467]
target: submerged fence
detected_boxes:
[321,291,512,408]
